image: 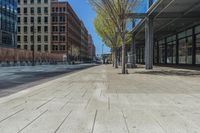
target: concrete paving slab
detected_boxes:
[0,65,200,132]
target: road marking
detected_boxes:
[17,110,48,133]
[35,97,55,110]
[54,110,72,133]
[91,110,98,133]
[0,109,24,123]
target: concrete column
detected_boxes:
[145,16,154,69]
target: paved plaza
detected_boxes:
[1,65,200,133]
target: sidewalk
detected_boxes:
[1,65,200,133]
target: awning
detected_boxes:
[132,0,200,44]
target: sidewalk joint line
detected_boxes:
[17,109,48,133]
[91,110,98,133]
[0,109,24,123]
[54,110,72,133]
[35,97,55,110]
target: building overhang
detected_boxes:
[131,0,200,45]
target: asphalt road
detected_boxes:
[0,64,96,97]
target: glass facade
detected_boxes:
[137,24,200,65]
[0,0,17,47]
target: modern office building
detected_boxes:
[132,0,200,68]
[51,0,68,55]
[17,0,51,52]
[0,0,17,47]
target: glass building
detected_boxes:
[133,0,200,66]
[0,0,17,47]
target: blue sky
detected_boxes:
[67,0,111,56]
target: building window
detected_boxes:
[37,26,41,33]
[17,8,20,14]
[24,36,28,42]
[196,34,200,64]
[18,17,21,23]
[44,0,48,4]
[24,45,28,50]
[18,27,21,33]
[158,40,165,64]
[31,17,34,23]
[37,17,41,23]
[24,17,28,24]
[37,35,41,42]
[30,7,34,14]
[37,0,41,4]
[44,36,48,42]
[45,45,48,51]
[24,8,28,14]
[44,26,48,33]
[17,36,21,42]
[178,29,193,64]
[37,45,41,51]
[24,26,28,33]
[31,35,34,42]
[44,17,48,23]
[37,7,41,14]
[24,0,27,4]
[44,7,48,14]
[30,0,34,4]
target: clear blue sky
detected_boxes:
[66,0,111,56]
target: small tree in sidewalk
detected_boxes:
[88,0,138,74]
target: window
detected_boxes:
[31,17,34,23]
[37,26,41,33]
[52,36,58,41]
[195,25,200,34]
[17,8,20,14]
[60,26,65,32]
[18,27,21,33]
[44,0,48,4]
[44,7,48,14]
[24,36,28,42]
[18,0,20,4]
[158,40,165,64]
[18,17,21,23]
[24,26,28,33]
[24,17,28,24]
[52,26,58,32]
[44,26,48,32]
[24,8,28,14]
[30,7,34,14]
[37,45,41,51]
[44,36,48,42]
[37,0,41,4]
[37,35,41,42]
[37,17,41,23]
[44,17,48,23]
[31,35,34,42]
[24,45,28,50]
[24,0,27,4]
[44,45,48,51]
[17,36,21,42]
[30,0,34,4]
[196,33,200,64]
[37,7,41,14]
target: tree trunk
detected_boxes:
[122,38,126,74]
[114,47,118,68]
[112,49,114,67]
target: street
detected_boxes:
[0,64,96,97]
[1,65,200,132]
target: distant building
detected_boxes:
[88,34,96,60]
[81,21,89,60]
[0,0,17,47]
[17,0,51,52]
[51,1,68,55]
